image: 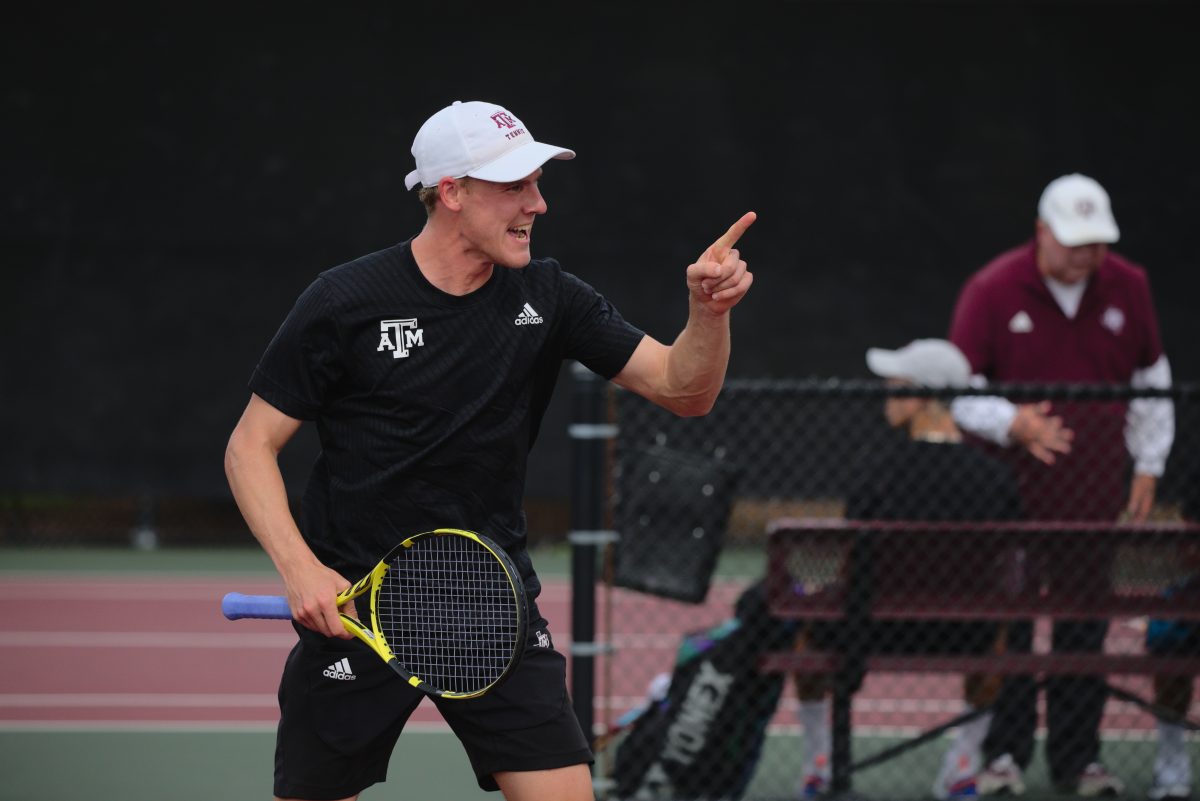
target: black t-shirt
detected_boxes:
[818,435,1026,655]
[845,435,1023,522]
[249,239,645,602]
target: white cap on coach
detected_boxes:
[1037,173,1120,247]
[865,339,972,389]
[404,100,575,191]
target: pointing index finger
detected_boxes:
[710,211,757,262]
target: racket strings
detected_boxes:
[377,534,521,695]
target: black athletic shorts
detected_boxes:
[273,615,593,799]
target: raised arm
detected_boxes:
[612,212,756,416]
[224,393,352,638]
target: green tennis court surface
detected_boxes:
[0,541,769,578]
[0,728,497,801]
[0,728,1157,801]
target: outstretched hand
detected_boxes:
[687,211,756,315]
[1010,401,1074,465]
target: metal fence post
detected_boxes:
[567,361,617,756]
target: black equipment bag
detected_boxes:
[613,580,795,800]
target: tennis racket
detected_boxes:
[222,527,528,699]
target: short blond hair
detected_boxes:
[417,185,439,215]
[417,177,473,216]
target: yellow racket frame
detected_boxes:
[334,527,527,699]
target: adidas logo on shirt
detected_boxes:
[514,302,543,325]
[1008,310,1033,333]
[323,657,356,680]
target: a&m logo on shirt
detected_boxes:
[378,318,425,359]
[1101,306,1126,335]
[1008,310,1034,334]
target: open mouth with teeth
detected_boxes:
[509,225,531,241]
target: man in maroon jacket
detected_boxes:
[948,173,1175,797]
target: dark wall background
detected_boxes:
[4,1,1198,504]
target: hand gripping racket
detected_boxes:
[222,528,528,699]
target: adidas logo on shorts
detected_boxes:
[323,657,356,680]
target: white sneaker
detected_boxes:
[798,773,829,799]
[1148,778,1191,801]
[1151,745,1193,801]
[933,746,983,800]
[1076,762,1125,797]
[978,754,1026,796]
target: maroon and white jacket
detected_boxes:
[948,241,1173,520]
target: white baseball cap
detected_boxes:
[866,339,971,389]
[1037,173,1120,247]
[404,100,575,191]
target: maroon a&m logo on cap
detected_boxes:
[490,110,527,141]
[1074,198,1096,218]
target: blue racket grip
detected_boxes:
[222,592,292,620]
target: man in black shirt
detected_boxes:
[224,99,755,801]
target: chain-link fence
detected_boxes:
[4,374,1196,800]
[589,378,1200,801]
